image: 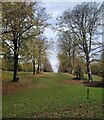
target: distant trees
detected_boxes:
[2,2,50,81]
[90,51,104,78]
[57,2,103,82]
[43,57,53,72]
[91,62,102,76]
[22,35,50,75]
[57,31,78,73]
[58,51,69,73]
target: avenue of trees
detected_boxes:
[1,2,52,82]
[57,2,104,82]
[1,2,104,83]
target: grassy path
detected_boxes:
[2,72,103,119]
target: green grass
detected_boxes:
[2,71,32,82]
[84,74,102,81]
[2,72,103,119]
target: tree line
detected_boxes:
[1,2,104,83]
[57,2,104,82]
[1,2,53,82]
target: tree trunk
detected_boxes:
[86,58,93,82]
[12,51,19,82]
[33,59,35,75]
[72,49,75,74]
[37,60,40,74]
[40,60,42,73]
[102,51,104,81]
[68,50,72,74]
[12,36,19,82]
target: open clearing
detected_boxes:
[2,72,103,119]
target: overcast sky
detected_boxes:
[42,2,78,72]
[41,1,103,72]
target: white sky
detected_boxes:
[42,2,78,72]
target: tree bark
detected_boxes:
[12,51,19,82]
[33,59,35,75]
[37,60,40,74]
[86,57,93,82]
[102,52,104,82]
[72,49,75,74]
[40,60,42,73]
[68,49,72,74]
[12,35,19,82]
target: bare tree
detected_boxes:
[57,2,102,82]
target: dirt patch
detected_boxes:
[2,76,32,95]
[63,73,104,88]
[60,79,84,85]
[83,80,104,88]
[2,73,46,95]
[2,82,31,95]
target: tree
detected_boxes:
[20,35,50,75]
[2,2,46,81]
[57,2,102,82]
[2,45,14,71]
[36,35,49,74]
[22,38,38,75]
[57,32,77,73]
[58,51,69,73]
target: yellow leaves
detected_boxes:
[31,27,40,36]
[2,71,10,81]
